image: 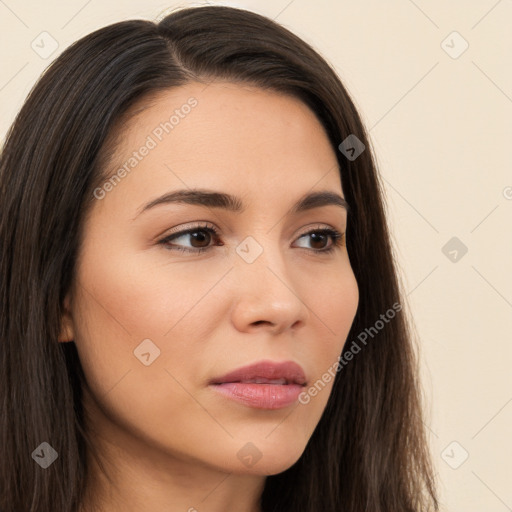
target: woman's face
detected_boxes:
[61,81,359,476]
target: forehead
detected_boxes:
[94,81,343,216]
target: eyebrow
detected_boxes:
[134,188,350,219]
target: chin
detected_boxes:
[240,452,305,477]
[220,436,308,476]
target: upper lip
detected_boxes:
[209,360,307,386]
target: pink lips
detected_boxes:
[209,360,307,410]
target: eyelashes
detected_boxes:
[158,222,345,255]
[159,223,220,254]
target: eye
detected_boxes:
[158,223,221,254]
[158,223,345,255]
[294,227,345,254]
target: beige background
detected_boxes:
[1,0,511,510]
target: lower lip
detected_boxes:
[210,383,304,409]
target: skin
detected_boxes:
[59,81,359,512]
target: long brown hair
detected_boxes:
[0,5,438,511]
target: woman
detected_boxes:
[0,5,438,511]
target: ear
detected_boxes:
[58,293,75,343]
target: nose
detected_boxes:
[229,242,310,335]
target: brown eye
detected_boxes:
[308,232,329,250]
[159,224,344,255]
[187,229,212,248]
[159,225,220,253]
[294,228,344,254]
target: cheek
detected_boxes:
[306,262,359,365]
[71,247,232,398]
[70,255,226,452]
[295,264,358,419]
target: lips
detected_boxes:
[210,360,307,386]
[209,360,307,410]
